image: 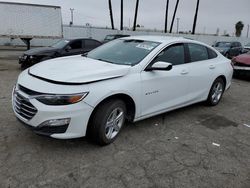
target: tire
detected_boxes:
[88,99,127,145]
[206,77,225,106]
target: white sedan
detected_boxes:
[12,36,233,145]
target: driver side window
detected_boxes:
[69,40,82,50]
[152,44,185,66]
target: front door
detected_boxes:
[140,43,189,117]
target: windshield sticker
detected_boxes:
[136,44,155,51]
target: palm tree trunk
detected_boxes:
[192,0,200,34]
[164,0,169,33]
[120,0,123,30]
[170,0,179,33]
[133,0,140,31]
[108,0,114,29]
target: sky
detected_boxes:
[1,0,250,36]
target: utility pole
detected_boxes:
[108,0,114,29]
[176,18,180,33]
[164,0,169,33]
[192,0,200,34]
[70,8,74,26]
[133,0,140,31]
[247,24,249,38]
[170,0,179,33]
[120,0,123,30]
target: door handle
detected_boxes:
[181,70,189,75]
[209,65,215,69]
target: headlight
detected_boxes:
[35,93,88,105]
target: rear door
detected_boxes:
[183,43,218,101]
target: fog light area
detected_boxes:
[39,118,71,127]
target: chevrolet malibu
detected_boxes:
[12,36,233,145]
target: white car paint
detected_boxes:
[12,36,233,139]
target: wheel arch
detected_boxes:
[86,93,136,135]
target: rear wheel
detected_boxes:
[206,77,225,106]
[88,99,126,145]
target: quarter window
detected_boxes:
[153,44,185,66]
[207,48,218,59]
[188,43,208,62]
[85,40,100,48]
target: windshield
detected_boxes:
[87,39,160,65]
[51,39,70,48]
[246,43,250,46]
[215,42,231,48]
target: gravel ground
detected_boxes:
[0,50,250,188]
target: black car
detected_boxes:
[19,38,102,69]
[103,34,130,43]
[213,41,243,59]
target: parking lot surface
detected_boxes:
[0,50,250,188]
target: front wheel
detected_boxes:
[88,99,126,145]
[206,78,225,106]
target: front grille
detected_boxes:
[14,92,37,120]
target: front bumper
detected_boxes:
[12,87,94,139]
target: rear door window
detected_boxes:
[188,43,209,62]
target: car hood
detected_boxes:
[28,55,130,84]
[234,53,250,65]
[24,47,58,56]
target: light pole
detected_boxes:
[176,18,180,34]
[70,8,74,26]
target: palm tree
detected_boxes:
[164,0,169,33]
[170,0,180,33]
[235,21,244,37]
[108,0,114,29]
[192,0,200,34]
[133,0,140,31]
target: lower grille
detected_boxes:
[14,92,37,120]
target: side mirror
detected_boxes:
[65,46,72,52]
[146,61,173,71]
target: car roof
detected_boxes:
[121,35,194,44]
[64,38,100,41]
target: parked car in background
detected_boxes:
[244,42,250,52]
[19,38,102,69]
[213,41,243,59]
[12,36,233,145]
[232,51,250,77]
[103,34,130,43]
